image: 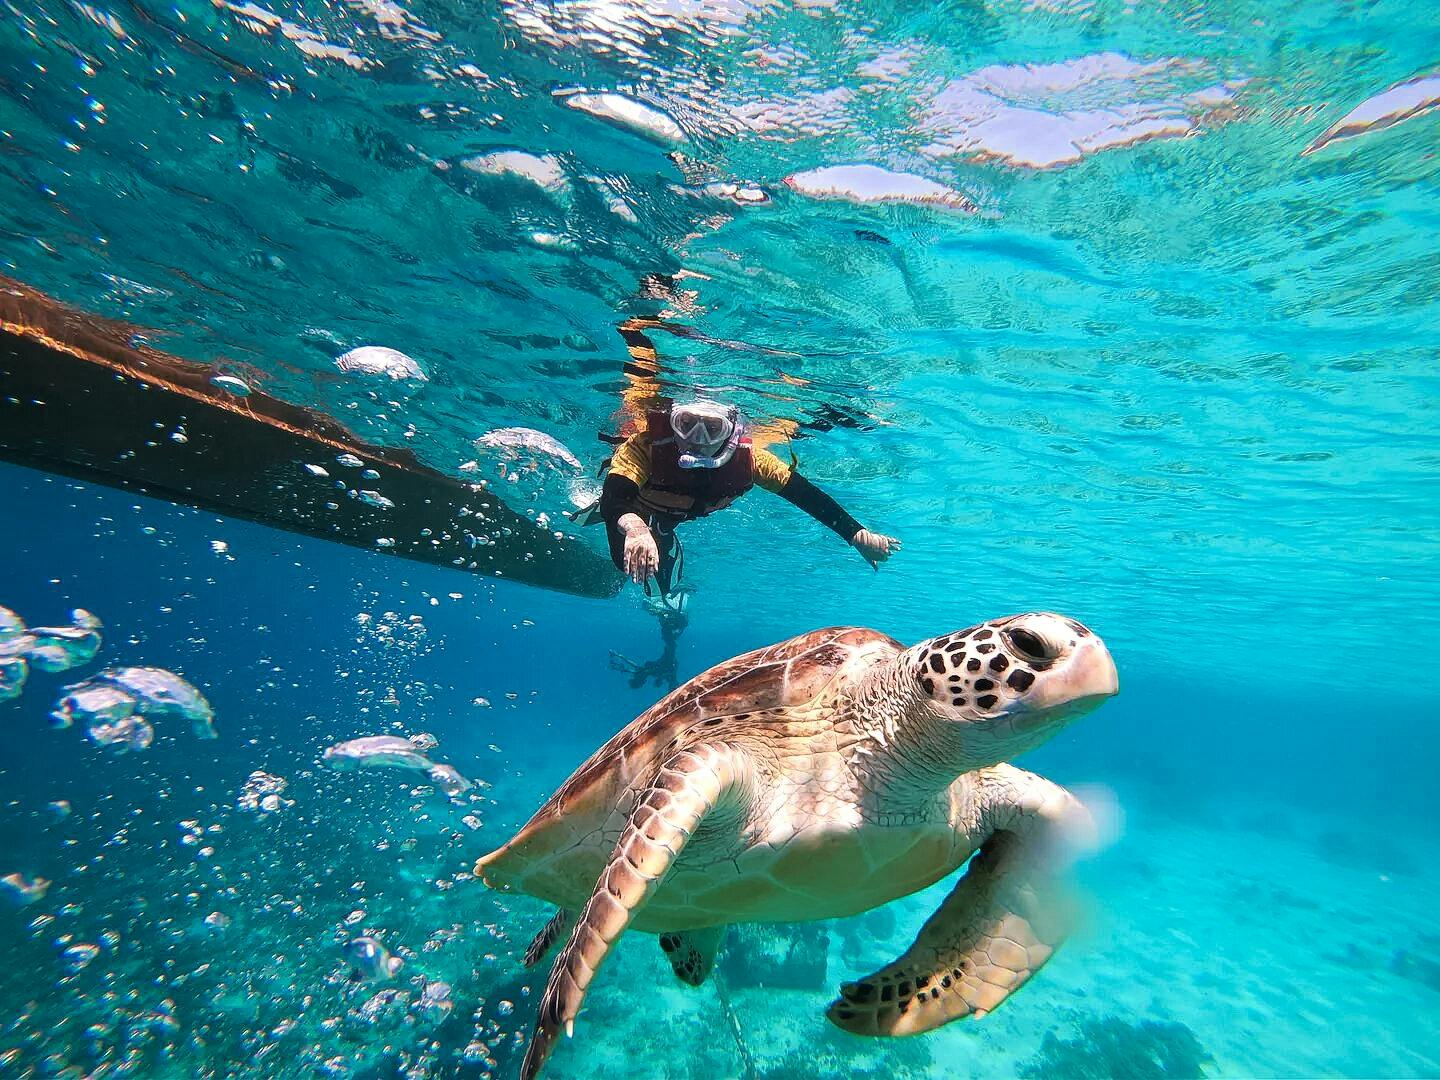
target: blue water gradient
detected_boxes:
[2,0,1439,1074]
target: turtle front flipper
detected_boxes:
[660,925,728,986]
[522,744,742,1080]
[827,770,1089,1037]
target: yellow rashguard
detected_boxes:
[608,433,792,494]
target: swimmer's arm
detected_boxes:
[776,473,864,542]
[600,472,646,526]
[756,448,900,566]
[753,449,863,541]
[600,435,657,577]
[599,472,647,571]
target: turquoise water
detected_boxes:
[2,0,1440,1076]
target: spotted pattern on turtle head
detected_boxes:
[910,613,1085,717]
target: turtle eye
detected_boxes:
[1005,627,1055,663]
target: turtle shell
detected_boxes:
[476,626,900,897]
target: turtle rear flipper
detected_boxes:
[523,908,571,969]
[827,772,1087,1037]
[660,925,728,986]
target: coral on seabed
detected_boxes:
[719,922,829,990]
[1020,1014,1214,1079]
[1392,935,1440,995]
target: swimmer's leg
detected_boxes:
[652,525,679,597]
[608,650,642,674]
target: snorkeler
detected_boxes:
[577,399,899,607]
[608,611,687,691]
[570,278,896,623]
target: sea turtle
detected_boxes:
[476,612,1119,1078]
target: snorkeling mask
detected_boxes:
[670,401,742,469]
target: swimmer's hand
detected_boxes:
[851,529,901,569]
[619,514,660,584]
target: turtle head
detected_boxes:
[909,612,1118,768]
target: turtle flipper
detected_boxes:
[522,744,739,1080]
[523,908,571,969]
[660,925,728,986]
[827,773,1088,1037]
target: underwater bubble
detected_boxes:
[346,936,403,981]
[203,911,230,930]
[916,53,1231,169]
[25,624,103,673]
[95,667,216,738]
[557,90,685,143]
[209,374,251,396]
[474,427,582,469]
[701,180,768,204]
[324,735,434,773]
[414,980,452,1022]
[0,656,27,701]
[354,986,410,1027]
[785,164,977,212]
[336,453,365,468]
[63,943,100,971]
[457,149,570,196]
[132,1003,181,1039]
[1304,73,1440,154]
[1,872,51,905]
[461,1041,492,1065]
[303,463,330,477]
[46,799,71,821]
[356,490,395,510]
[86,713,156,753]
[51,681,135,730]
[238,771,292,813]
[334,346,427,382]
[0,604,25,641]
[427,764,473,798]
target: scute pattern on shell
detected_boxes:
[556,626,896,807]
[478,626,900,884]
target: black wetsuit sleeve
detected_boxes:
[599,472,645,569]
[778,473,862,542]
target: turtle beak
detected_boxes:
[1028,634,1119,715]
